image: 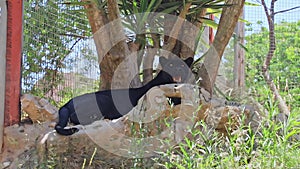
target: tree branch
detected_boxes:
[261,0,290,116]
[274,6,300,15]
[69,38,83,51]
[261,0,275,70]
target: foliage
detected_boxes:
[23,0,93,105]
[245,21,300,109]
[119,0,224,28]
[19,1,300,168]
[118,0,225,50]
[222,21,299,109]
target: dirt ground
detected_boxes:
[0,121,55,168]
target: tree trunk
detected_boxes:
[142,47,156,84]
[233,10,245,94]
[83,0,141,90]
[162,3,192,58]
[179,9,207,59]
[198,0,245,95]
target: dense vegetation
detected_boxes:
[246,21,300,110]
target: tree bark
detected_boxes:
[162,3,192,58]
[83,0,110,60]
[180,9,207,59]
[83,0,141,90]
[198,0,245,95]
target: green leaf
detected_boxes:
[245,2,261,6]
[202,18,218,29]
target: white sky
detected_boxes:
[245,0,300,32]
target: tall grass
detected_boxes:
[155,104,300,169]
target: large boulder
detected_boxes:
[21,94,58,122]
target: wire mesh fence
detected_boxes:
[22,0,299,107]
[244,1,300,108]
[22,0,99,106]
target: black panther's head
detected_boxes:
[158,56,193,83]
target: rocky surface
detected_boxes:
[21,94,58,123]
[0,84,259,168]
[0,122,54,169]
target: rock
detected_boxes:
[21,94,58,123]
[37,84,200,160]
[195,90,256,135]
[16,84,260,168]
[2,161,11,169]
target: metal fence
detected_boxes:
[245,0,299,33]
[22,0,99,106]
[244,1,300,107]
[22,0,299,106]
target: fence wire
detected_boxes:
[22,0,99,106]
[22,0,299,107]
[244,0,300,108]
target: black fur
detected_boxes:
[55,57,193,135]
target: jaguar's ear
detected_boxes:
[159,57,168,66]
[184,57,194,67]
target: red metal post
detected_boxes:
[209,14,215,44]
[5,0,23,126]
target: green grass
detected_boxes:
[155,106,300,169]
